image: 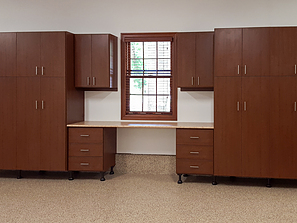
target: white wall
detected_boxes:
[1,0,297,154]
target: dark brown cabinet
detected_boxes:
[75,34,118,90]
[177,32,214,90]
[176,129,214,183]
[68,127,116,180]
[214,28,269,77]
[0,33,16,76]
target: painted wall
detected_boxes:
[1,0,297,154]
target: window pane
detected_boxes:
[143,96,156,112]
[144,59,156,75]
[158,42,170,58]
[158,59,171,72]
[130,42,143,59]
[144,78,156,94]
[130,78,143,94]
[144,42,156,58]
[157,78,170,94]
[130,95,142,111]
[157,96,171,112]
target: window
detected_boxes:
[121,33,177,120]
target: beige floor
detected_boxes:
[1,171,297,223]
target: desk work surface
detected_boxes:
[67,121,214,129]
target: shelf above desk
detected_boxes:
[67,121,214,129]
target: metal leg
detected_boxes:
[100,172,105,181]
[212,176,217,185]
[17,170,22,179]
[266,178,272,188]
[177,174,183,184]
[68,171,74,180]
[110,166,114,175]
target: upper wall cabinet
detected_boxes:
[17,32,66,77]
[270,27,297,76]
[214,28,269,77]
[0,33,16,76]
[177,32,214,90]
[75,34,118,90]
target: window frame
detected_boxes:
[121,33,177,121]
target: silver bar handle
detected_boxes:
[197,76,200,86]
[244,101,247,111]
[87,77,90,85]
[93,77,96,86]
[35,100,38,109]
[190,136,199,139]
[191,77,194,86]
[245,65,247,75]
[190,166,199,169]
[190,152,200,154]
[80,135,90,137]
[238,65,240,74]
[295,65,296,75]
[42,66,44,75]
[36,66,38,75]
[80,163,89,166]
[295,102,297,112]
[237,101,240,111]
[41,100,44,109]
[80,149,90,152]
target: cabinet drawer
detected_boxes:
[176,145,213,160]
[68,157,103,171]
[69,143,103,157]
[69,128,103,143]
[176,129,213,145]
[176,159,213,175]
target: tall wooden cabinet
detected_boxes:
[177,32,214,90]
[75,34,118,90]
[0,32,84,173]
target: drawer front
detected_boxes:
[176,145,213,160]
[176,159,213,175]
[68,157,103,171]
[68,128,103,143]
[176,129,213,145]
[69,143,103,157]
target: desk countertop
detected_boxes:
[67,121,214,129]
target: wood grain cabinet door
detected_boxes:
[40,77,66,171]
[241,77,270,178]
[75,34,92,87]
[41,32,66,77]
[214,28,242,77]
[269,77,297,179]
[214,77,242,176]
[269,27,297,76]
[0,77,17,169]
[16,77,41,170]
[17,33,41,77]
[0,33,17,77]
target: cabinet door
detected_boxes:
[17,77,41,170]
[241,77,270,177]
[196,32,214,87]
[214,29,242,77]
[17,33,41,76]
[176,33,196,87]
[0,77,17,169]
[41,32,65,77]
[270,27,297,76]
[92,34,110,88]
[109,35,118,89]
[243,28,270,76]
[214,77,242,176]
[75,35,92,87]
[0,33,16,76]
[40,77,66,171]
[269,77,297,178]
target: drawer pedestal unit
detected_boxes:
[176,129,214,184]
[68,127,116,181]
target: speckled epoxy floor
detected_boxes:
[1,171,297,223]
